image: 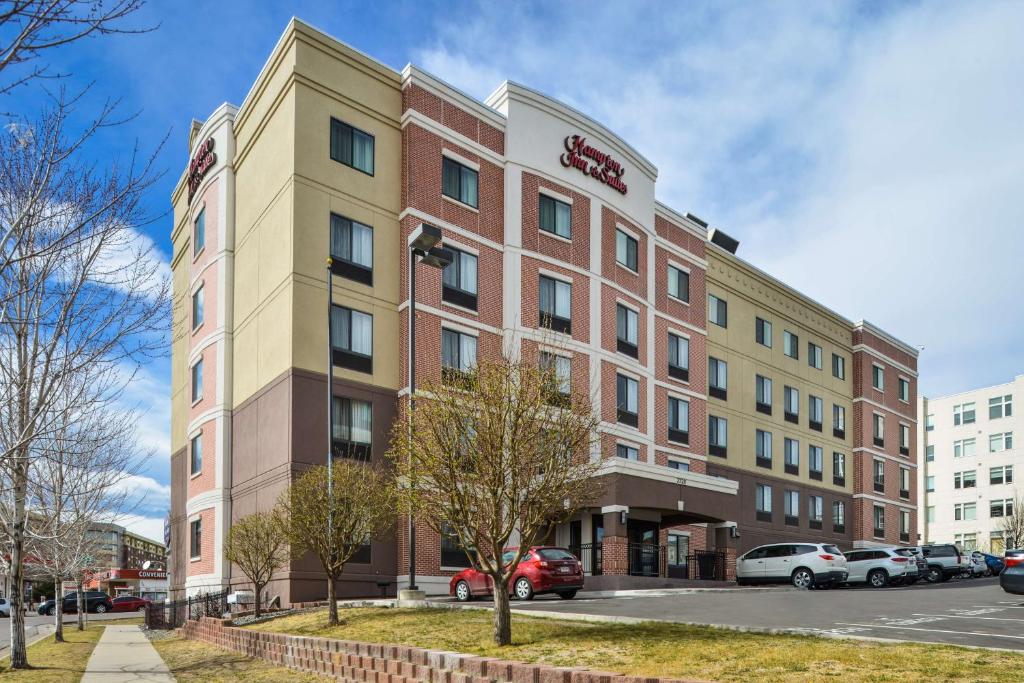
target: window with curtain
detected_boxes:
[539,275,572,333]
[330,214,373,284]
[441,328,477,377]
[616,304,638,357]
[668,333,689,381]
[442,248,478,310]
[668,397,689,444]
[615,229,638,271]
[442,156,478,207]
[540,351,571,398]
[190,434,202,475]
[539,194,571,238]
[192,285,204,330]
[332,396,372,461]
[331,305,373,373]
[616,374,638,426]
[330,118,374,175]
[191,359,203,403]
[756,429,772,466]
[668,265,689,302]
[193,208,205,256]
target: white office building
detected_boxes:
[918,375,1022,552]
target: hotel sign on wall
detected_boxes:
[559,134,628,195]
[187,137,217,202]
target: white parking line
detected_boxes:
[912,613,1024,622]
[835,623,1024,640]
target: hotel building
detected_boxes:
[168,19,919,600]
[918,376,1021,552]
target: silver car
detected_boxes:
[844,547,914,587]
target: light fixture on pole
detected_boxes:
[404,224,451,598]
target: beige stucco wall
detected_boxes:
[706,246,854,494]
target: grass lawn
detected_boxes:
[247,607,1022,682]
[0,618,137,682]
[152,634,326,682]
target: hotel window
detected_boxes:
[539,275,572,334]
[668,397,689,445]
[191,285,204,330]
[667,333,689,381]
[833,501,846,532]
[900,467,911,498]
[616,443,639,461]
[989,432,1013,452]
[708,294,727,328]
[926,413,934,431]
[331,305,373,373]
[755,429,772,468]
[330,118,374,175]
[832,353,845,380]
[990,394,1013,419]
[442,248,478,310]
[616,374,639,427]
[708,357,727,400]
[332,396,372,461]
[756,484,772,521]
[898,377,910,402]
[809,445,823,479]
[193,208,205,257]
[809,395,823,431]
[189,518,201,559]
[925,475,934,492]
[873,413,884,447]
[755,375,772,414]
[899,424,910,455]
[668,460,689,471]
[441,328,477,378]
[926,506,935,523]
[807,342,822,370]
[833,404,846,438]
[783,330,799,359]
[900,510,911,542]
[953,402,976,425]
[442,156,478,207]
[615,228,638,271]
[783,385,799,423]
[872,364,884,391]
[539,194,571,238]
[784,490,800,526]
[954,470,976,489]
[667,265,689,303]
[784,437,799,474]
[190,358,203,403]
[755,316,772,347]
[953,438,976,458]
[441,523,473,569]
[873,459,885,493]
[873,505,885,537]
[616,304,639,357]
[926,445,934,461]
[833,451,846,485]
[540,351,571,400]
[809,495,824,529]
[330,214,374,285]
[954,502,977,521]
[991,498,1014,518]
[991,465,1014,485]
[955,533,978,550]
[708,415,727,456]
[190,434,201,475]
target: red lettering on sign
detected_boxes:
[187,137,217,202]
[559,134,628,194]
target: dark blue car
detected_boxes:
[977,552,1005,575]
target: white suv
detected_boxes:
[736,543,848,588]
[844,547,914,587]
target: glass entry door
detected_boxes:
[666,533,689,578]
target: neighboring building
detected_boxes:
[84,523,167,571]
[121,531,167,570]
[918,376,1021,552]
[85,523,124,569]
[168,19,918,601]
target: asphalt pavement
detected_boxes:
[476,577,1024,650]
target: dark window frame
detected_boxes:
[330,213,374,285]
[442,156,479,208]
[539,194,571,239]
[442,247,479,311]
[539,275,572,335]
[331,395,373,462]
[615,303,639,358]
[615,228,639,272]
[667,332,689,382]
[330,117,375,176]
[331,304,374,374]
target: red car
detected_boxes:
[449,546,584,602]
[111,595,151,612]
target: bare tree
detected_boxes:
[387,356,604,646]
[224,508,290,618]
[279,463,398,626]
[0,94,167,668]
[1000,491,1024,551]
[0,0,151,94]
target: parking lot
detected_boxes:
[498,578,1024,650]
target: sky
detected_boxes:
[6,0,1023,543]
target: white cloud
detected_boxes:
[114,513,166,546]
[117,361,171,462]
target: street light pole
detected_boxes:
[326,258,334,592]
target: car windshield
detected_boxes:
[822,545,842,555]
[538,548,576,561]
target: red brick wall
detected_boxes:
[600,359,646,429]
[187,508,216,576]
[187,425,216,498]
[654,214,705,259]
[600,207,646,299]
[521,172,591,270]
[653,247,704,328]
[600,284,647,366]
[403,84,504,155]
[520,256,591,344]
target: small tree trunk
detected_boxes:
[53,575,64,643]
[492,578,512,646]
[9,460,29,668]
[254,582,263,618]
[76,579,85,631]
[326,576,338,625]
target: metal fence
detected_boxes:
[145,589,229,630]
[568,542,603,575]
[628,542,665,577]
[687,550,727,580]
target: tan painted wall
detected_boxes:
[706,246,854,493]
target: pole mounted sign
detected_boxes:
[187,137,217,202]
[559,134,628,195]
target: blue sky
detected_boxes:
[8,1,1023,541]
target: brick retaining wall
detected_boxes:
[182,617,703,683]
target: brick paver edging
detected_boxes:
[182,617,705,683]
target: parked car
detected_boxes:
[917,544,968,582]
[844,547,915,587]
[111,595,151,612]
[906,547,928,583]
[1004,549,1024,569]
[1001,550,1024,595]
[0,598,9,618]
[980,552,1006,575]
[37,591,113,616]
[449,546,584,602]
[735,543,847,588]
[964,552,988,578]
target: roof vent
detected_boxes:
[709,228,739,254]
[685,212,708,228]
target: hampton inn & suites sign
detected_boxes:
[559,134,628,195]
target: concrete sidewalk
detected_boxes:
[81,625,173,682]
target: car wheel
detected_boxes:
[454,580,472,602]
[47,607,55,616]
[925,566,942,583]
[95,604,107,614]
[513,577,534,601]
[791,567,814,590]
[558,591,577,600]
[868,569,889,588]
